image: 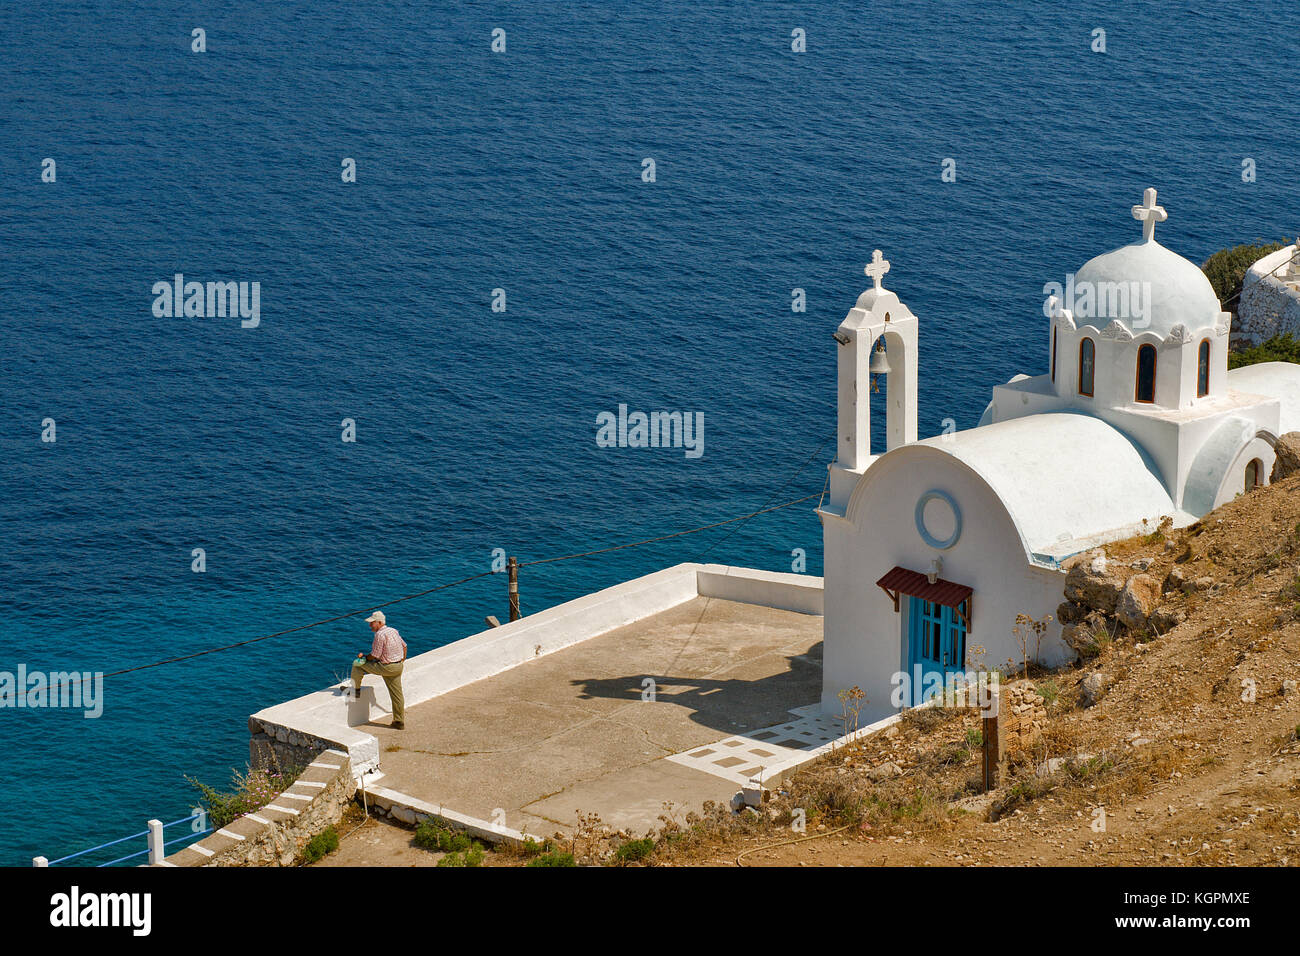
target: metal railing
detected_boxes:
[33,812,212,867]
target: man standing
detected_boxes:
[352,611,407,729]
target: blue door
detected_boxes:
[906,597,968,705]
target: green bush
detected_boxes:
[1202,240,1287,311]
[300,826,339,864]
[1036,679,1059,707]
[613,838,655,864]
[526,850,576,867]
[186,764,303,831]
[413,817,474,853]
[1229,332,1300,369]
[520,837,547,858]
[412,818,443,851]
[436,842,485,867]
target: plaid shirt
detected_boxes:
[370,625,407,664]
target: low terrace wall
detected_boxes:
[250,563,824,780]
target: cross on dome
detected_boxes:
[864,249,891,290]
[1131,187,1167,242]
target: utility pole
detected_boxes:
[507,556,520,622]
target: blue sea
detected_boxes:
[0,0,1296,866]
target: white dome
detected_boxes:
[1073,239,1221,338]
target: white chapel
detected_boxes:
[818,188,1300,720]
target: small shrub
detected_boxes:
[186,763,303,831]
[519,837,547,858]
[412,818,443,851]
[1202,241,1287,313]
[526,850,576,867]
[860,782,951,831]
[837,685,866,735]
[1036,679,1059,707]
[437,842,485,867]
[1066,754,1114,780]
[413,817,471,854]
[1232,332,1300,369]
[613,838,655,864]
[797,772,870,823]
[300,826,339,864]
[1011,612,1052,680]
[990,773,1056,820]
[965,727,983,749]
[902,706,947,733]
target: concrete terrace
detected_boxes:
[251,564,838,838]
[366,596,821,835]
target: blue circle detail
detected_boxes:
[915,490,961,550]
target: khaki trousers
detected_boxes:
[352,659,405,723]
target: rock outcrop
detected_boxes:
[1080,672,1109,707]
[1061,547,1183,645]
[1271,432,1300,482]
[1149,605,1187,632]
[1115,574,1161,629]
[1062,550,1125,614]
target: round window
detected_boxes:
[915,490,961,550]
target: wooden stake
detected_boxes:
[982,714,999,793]
[508,556,520,622]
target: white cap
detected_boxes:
[365,611,385,625]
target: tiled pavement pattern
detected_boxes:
[665,711,849,786]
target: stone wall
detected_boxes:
[1237,246,1300,346]
[999,681,1046,763]
[161,750,354,867]
[248,717,343,773]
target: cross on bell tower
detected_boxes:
[1131,187,1167,242]
[864,249,891,291]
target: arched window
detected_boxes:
[1135,344,1157,403]
[1197,339,1210,397]
[1245,458,1263,493]
[1078,338,1095,397]
[1051,328,1057,383]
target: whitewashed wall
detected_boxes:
[822,445,1068,722]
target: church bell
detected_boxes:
[869,341,891,392]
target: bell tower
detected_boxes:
[825,250,919,514]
